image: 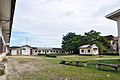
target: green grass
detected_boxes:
[40,55,120,80]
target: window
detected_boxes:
[56,51,58,53]
[23,48,26,50]
[39,50,41,52]
[88,49,90,53]
[42,51,44,52]
[112,42,114,45]
[81,50,84,53]
[50,50,52,53]
[35,50,37,52]
[93,48,97,51]
[47,51,49,52]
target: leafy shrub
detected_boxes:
[46,54,57,58]
[99,52,119,55]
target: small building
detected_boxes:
[79,44,99,55]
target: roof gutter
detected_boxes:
[9,0,16,43]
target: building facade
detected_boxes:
[0,0,16,61]
[105,35,118,52]
[79,44,99,55]
[9,45,71,56]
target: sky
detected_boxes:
[10,0,120,48]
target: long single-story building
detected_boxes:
[79,44,99,55]
[0,0,16,61]
[9,45,72,56]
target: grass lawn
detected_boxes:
[7,55,120,80]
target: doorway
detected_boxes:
[30,49,32,55]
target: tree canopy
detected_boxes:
[62,30,110,54]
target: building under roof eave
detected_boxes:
[0,0,16,43]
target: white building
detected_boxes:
[10,45,38,56]
[9,45,71,56]
[79,44,99,55]
[0,0,16,61]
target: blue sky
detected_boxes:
[10,0,120,47]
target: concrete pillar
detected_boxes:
[117,16,120,56]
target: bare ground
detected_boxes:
[6,56,64,80]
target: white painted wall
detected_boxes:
[21,47,31,55]
[79,44,99,55]
[11,49,17,55]
[117,16,120,56]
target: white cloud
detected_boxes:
[11,0,120,47]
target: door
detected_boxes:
[30,49,32,55]
[20,49,22,55]
[17,50,19,55]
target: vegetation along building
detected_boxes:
[79,44,99,55]
[9,45,71,56]
[0,0,16,61]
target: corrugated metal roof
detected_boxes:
[79,45,91,48]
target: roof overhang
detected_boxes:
[0,0,16,43]
[105,9,120,21]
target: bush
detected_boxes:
[46,54,57,58]
[99,52,119,55]
[0,69,5,76]
[6,53,11,56]
[38,54,46,56]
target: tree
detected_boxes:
[85,30,110,52]
[91,41,107,52]
[62,32,88,54]
[62,30,111,54]
[84,30,101,42]
[62,32,76,52]
[98,36,110,49]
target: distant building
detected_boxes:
[0,0,16,61]
[9,45,71,56]
[105,35,118,52]
[79,44,99,55]
[9,45,37,56]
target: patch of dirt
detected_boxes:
[6,56,62,80]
